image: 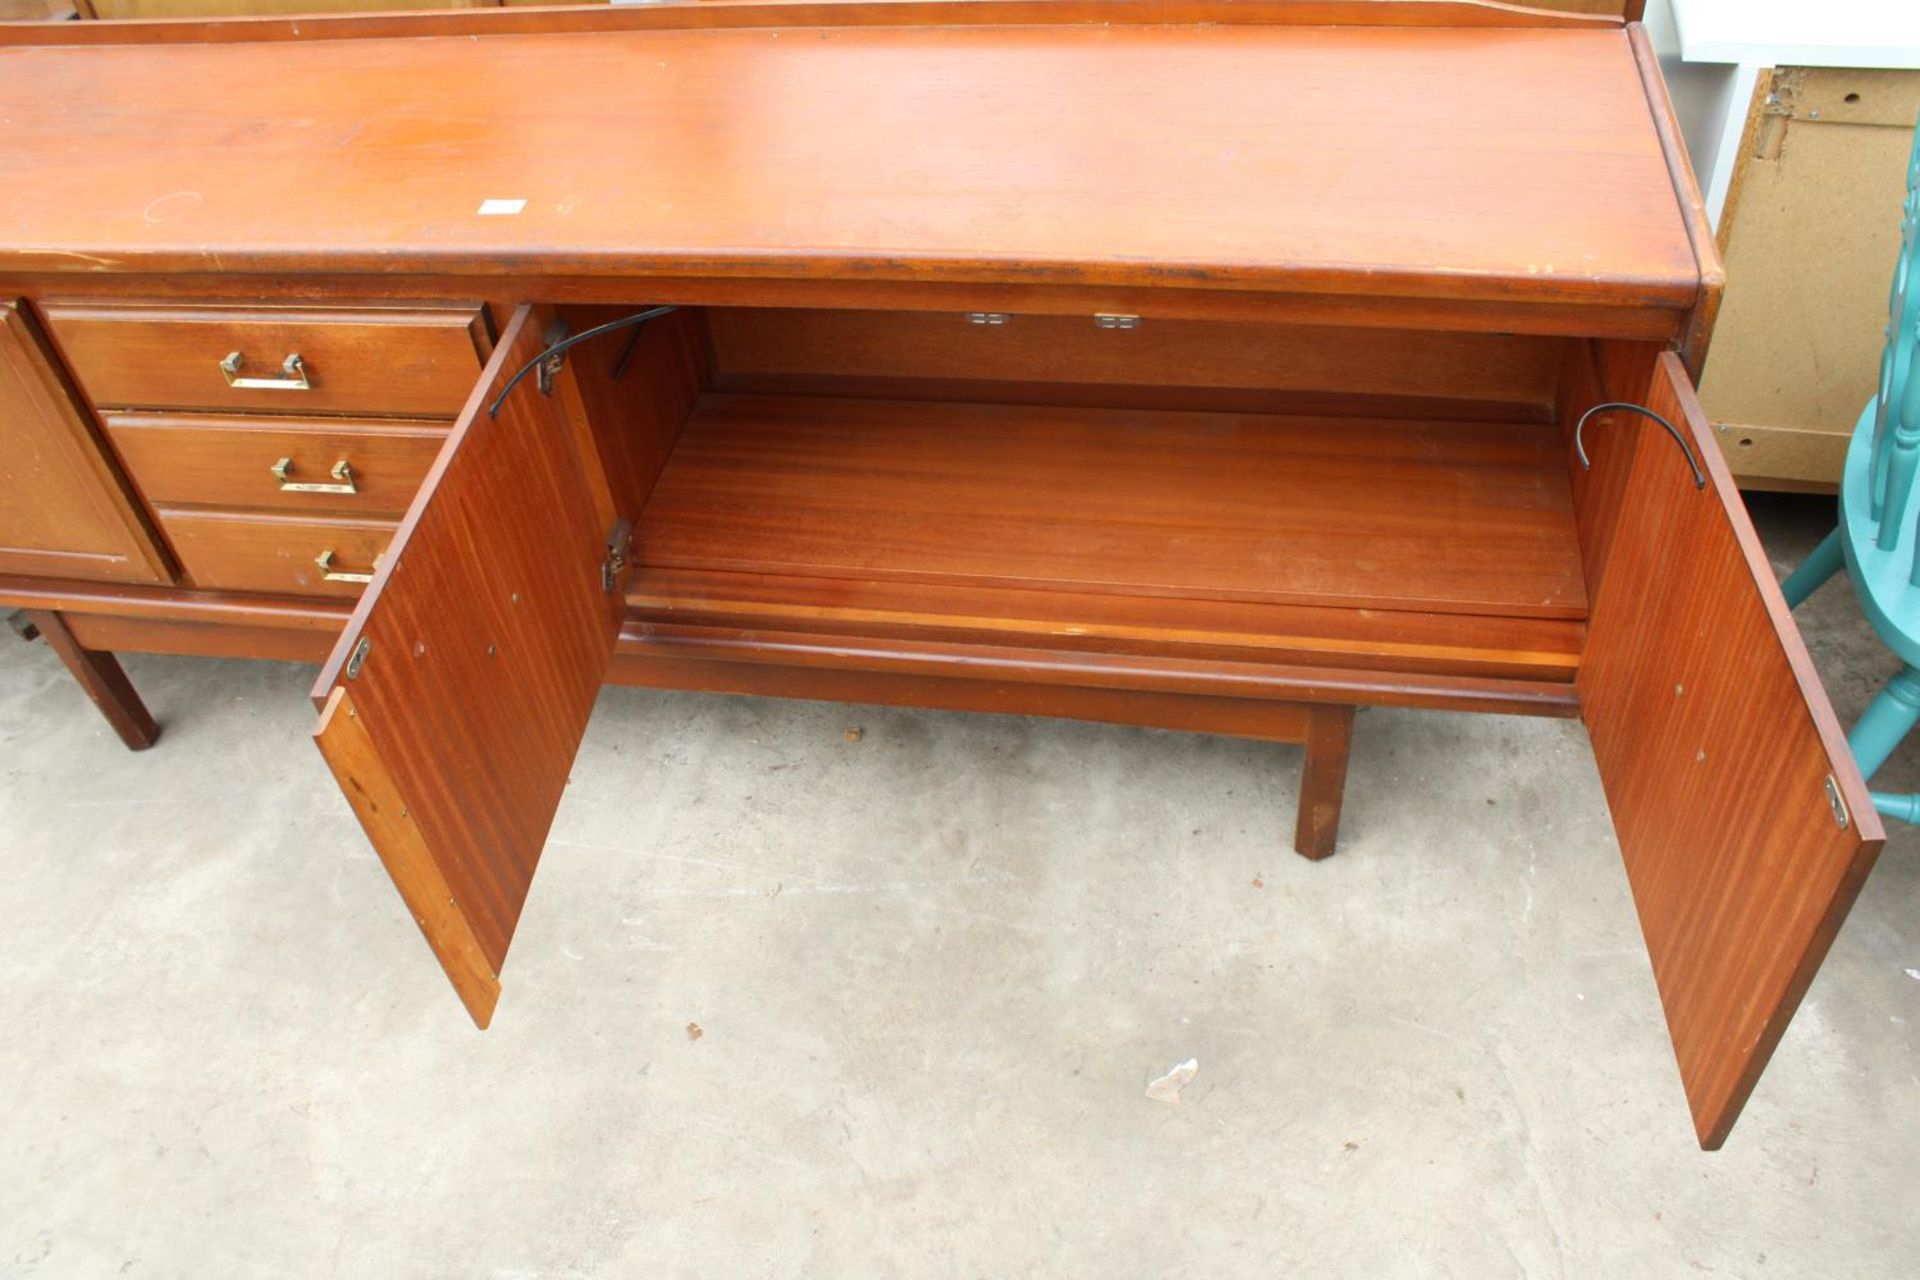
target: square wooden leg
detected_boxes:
[25,609,161,751]
[1293,703,1355,860]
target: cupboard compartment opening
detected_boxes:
[547,304,1593,699]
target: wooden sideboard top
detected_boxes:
[0,5,1704,311]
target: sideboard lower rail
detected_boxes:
[2,576,1581,720]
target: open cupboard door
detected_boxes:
[1576,348,1884,1149]
[311,305,629,1028]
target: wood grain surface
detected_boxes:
[0,2,1628,50]
[67,612,339,664]
[708,310,1567,423]
[314,685,504,1028]
[627,566,1585,683]
[609,643,1332,735]
[26,608,160,750]
[1576,350,1884,1149]
[618,620,1582,718]
[639,394,1587,618]
[0,272,1694,345]
[0,572,351,632]
[79,0,498,15]
[0,22,1695,312]
[157,507,396,599]
[312,306,625,1027]
[40,303,487,417]
[103,412,449,517]
[549,304,708,534]
[0,301,171,584]
[1628,23,1723,378]
[1295,704,1355,859]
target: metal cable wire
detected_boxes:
[1573,400,1706,490]
[486,305,680,417]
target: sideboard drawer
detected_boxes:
[40,302,489,417]
[104,413,447,518]
[157,508,396,599]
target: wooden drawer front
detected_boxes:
[158,509,395,599]
[104,414,446,518]
[41,303,488,417]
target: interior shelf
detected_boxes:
[635,393,1587,621]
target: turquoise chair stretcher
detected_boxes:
[1780,115,1920,821]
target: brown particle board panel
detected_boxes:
[1700,67,1920,488]
[637,395,1587,619]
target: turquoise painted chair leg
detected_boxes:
[1871,791,1920,822]
[1781,525,1846,609]
[1848,665,1920,783]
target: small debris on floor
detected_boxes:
[1145,1058,1198,1103]
[1906,968,1920,981]
[1251,874,1264,889]
[1343,1141,1360,1152]
[685,1022,703,1041]
[843,726,863,742]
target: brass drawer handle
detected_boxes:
[270,457,357,494]
[221,350,310,390]
[313,549,375,585]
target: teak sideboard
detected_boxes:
[0,1,1881,1149]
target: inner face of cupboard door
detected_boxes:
[1568,344,1883,1150]
[311,304,630,1028]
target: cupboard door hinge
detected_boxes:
[1825,775,1850,830]
[603,518,633,594]
[535,317,571,396]
[345,635,372,680]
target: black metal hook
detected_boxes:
[486,304,680,418]
[1573,401,1706,491]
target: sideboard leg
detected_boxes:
[1293,703,1355,861]
[24,609,161,751]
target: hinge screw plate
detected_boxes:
[603,518,634,594]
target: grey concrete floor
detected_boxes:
[1,494,1916,1278]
